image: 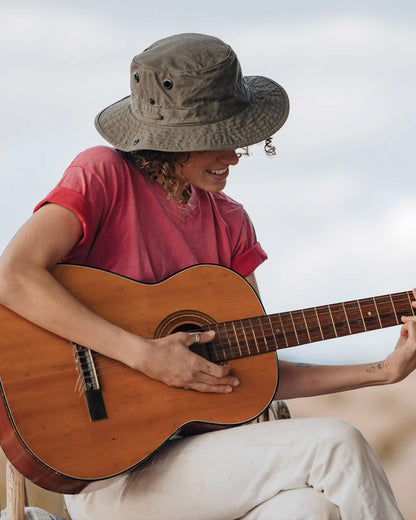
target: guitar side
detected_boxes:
[0,264,278,493]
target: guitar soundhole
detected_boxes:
[154,310,216,361]
[172,323,212,359]
[172,323,202,334]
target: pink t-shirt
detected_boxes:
[35,146,267,283]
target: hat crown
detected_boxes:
[129,33,250,126]
[137,33,230,71]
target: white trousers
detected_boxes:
[65,417,403,520]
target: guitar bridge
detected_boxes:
[72,343,107,422]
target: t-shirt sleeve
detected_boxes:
[230,210,268,277]
[33,154,108,263]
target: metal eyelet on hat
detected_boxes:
[134,72,140,83]
[163,79,173,90]
[150,98,155,105]
[133,138,140,144]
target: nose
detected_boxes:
[220,150,239,166]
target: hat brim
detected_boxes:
[94,76,289,152]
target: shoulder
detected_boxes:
[63,146,138,190]
[206,190,248,225]
[68,146,127,172]
[207,191,245,214]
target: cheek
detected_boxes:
[181,159,207,182]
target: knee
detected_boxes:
[317,417,365,443]
[320,417,367,448]
[313,417,373,466]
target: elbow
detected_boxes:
[0,257,26,309]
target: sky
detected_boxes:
[1,0,416,365]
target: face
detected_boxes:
[178,150,239,193]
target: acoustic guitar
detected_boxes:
[0,264,414,493]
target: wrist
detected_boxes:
[108,328,152,371]
[364,360,389,385]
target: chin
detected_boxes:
[211,181,227,192]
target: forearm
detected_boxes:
[0,260,238,392]
[0,261,144,368]
[275,359,389,400]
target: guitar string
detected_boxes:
[119,295,412,362]
[67,292,415,381]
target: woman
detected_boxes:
[0,33,415,519]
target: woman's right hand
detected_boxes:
[132,330,240,393]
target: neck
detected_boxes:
[153,174,191,205]
[192,289,415,363]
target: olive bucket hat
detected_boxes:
[95,33,290,152]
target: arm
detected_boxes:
[276,307,416,399]
[0,203,239,393]
[246,273,416,400]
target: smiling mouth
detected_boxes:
[206,168,228,176]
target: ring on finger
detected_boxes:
[190,332,201,343]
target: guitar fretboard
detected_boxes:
[203,290,415,363]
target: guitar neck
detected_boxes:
[207,290,416,363]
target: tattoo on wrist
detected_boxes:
[295,363,313,369]
[365,362,383,373]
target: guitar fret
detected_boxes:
[301,310,311,343]
[302,307,324,343]
[314,307,324,340]
[255,316,268,352]
[327,306,338,337]
[373,297,382,328]
[289,312,300,345]
[327,303,353,338]
[291,310,312,345]
[342,300,365,334]
[217,322,230,360]
[241,318,259,356]
[373,295,398,328]
[231,322,243,357]
[341,302,352,334]
[389,295,400,325]
[391,292,412,318]
[249,318,260,354]
[240,320,254,357]
[358,299,381,331]
[267,313,289,348]
[222,322,242,361]
[315,306,337,340]
[223,323,232,351]
[266,315,280,348]
[406,292,416,316]
[239,320,250,354]
[357,300,367,331]
[277,314,289,347]
[279,312,299,347]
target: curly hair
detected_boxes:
[117,149,192,203]
[118,137,276,203]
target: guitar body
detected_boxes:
[0,264,278,493]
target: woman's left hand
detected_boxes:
[383,290,416,383]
